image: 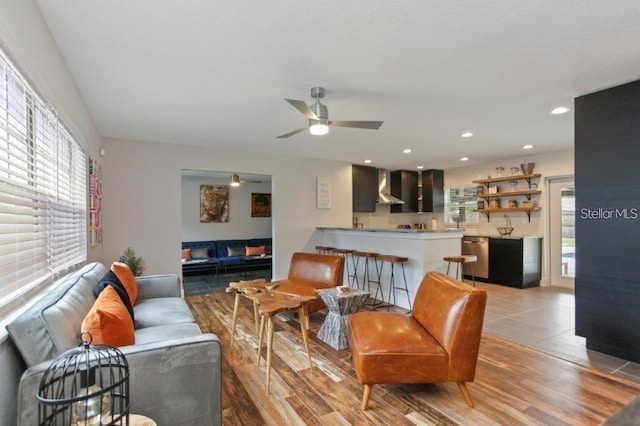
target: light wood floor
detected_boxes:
[187,291,640,425]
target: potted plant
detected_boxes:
[119,247,145,277]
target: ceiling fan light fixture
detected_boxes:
[230,173,241,186]
[309,119,329,136]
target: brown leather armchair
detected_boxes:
[347,271,487,409]
[274,252,344,329]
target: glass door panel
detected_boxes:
[549,177,575,288]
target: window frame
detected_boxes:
[0,46,87,319]
[444,185,479,226]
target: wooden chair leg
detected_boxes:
[361,384,373,410]
[303,313,310,330]
[256,314,266,366]
[229,292,241,351]
[457,382,475,408]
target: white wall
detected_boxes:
[181,174,272,241]
[101,137,352,279]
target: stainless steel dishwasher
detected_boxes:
[462,236,489,279]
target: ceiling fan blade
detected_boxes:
[276,127,308,138]
[285,99,318,120]
[329,120,384,130]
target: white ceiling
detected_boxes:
[35,0,640,171]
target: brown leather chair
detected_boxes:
[347,271,487,410]
[273,252,345,329]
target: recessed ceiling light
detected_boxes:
[402,148,412,154]
[522,144,534,150]
[461,132,473,138]
[364,159,372,164]
[416,165,424,169]
[551,106,570,115]
[460,157,469,162]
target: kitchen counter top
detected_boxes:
[464,235,543,240]
[318,227,463,234]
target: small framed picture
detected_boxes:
[251,193,271,217]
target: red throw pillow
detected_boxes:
[81,286,135,347]
[111,262,138,305]
[246,246,265,256]
[181,248,191,260]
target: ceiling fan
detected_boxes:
[230,173,262,187]
[276,87,383,138]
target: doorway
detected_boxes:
[548,177,575,288]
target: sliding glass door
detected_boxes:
[548,177,575,288]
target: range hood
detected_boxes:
[377,169,404,204]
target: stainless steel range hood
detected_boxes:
[377,169,404,204]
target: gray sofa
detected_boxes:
[4,262,222,426]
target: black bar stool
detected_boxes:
[315,245,335,254]
[444,255,477,286]
[377,254,411,312]
[352,251,380,293]
[332,248,358,288]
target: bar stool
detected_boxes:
[315,245,335,254]
[352,251,380,293]
[377,254,411,312]
[332,248,358,288]
[443,255,477,287]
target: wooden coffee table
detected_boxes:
[226,280,316,393]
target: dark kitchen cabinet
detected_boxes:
[390,170,418,213]
[489,237,542,288]
[352,164,378,212]
[421,169,444,213]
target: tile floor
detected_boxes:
[478,281,640,384]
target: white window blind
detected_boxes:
[0,49,87,316]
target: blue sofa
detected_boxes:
[182,238,272,275]
[181,241,219,276]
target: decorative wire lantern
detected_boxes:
[37,331,130,425]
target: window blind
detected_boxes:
[0,49,87,316]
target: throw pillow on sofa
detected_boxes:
[81,285,135,347]
[93,270,134,322]
[182,248,192,259]
[227,247,245,256]
[246,246,265,256]
[111,262,138,305]
[190,248,209,259]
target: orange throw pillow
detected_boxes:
[246,246,265,256]
[181,248,191,260]
[81,286,135,347]
[111,262,138,305]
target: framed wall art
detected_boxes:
[251,193,271,217]
[200,185,229,223]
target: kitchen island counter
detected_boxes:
[318,227,464,309]
[318,227,463,235]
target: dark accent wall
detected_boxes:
[575,79,640,363]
